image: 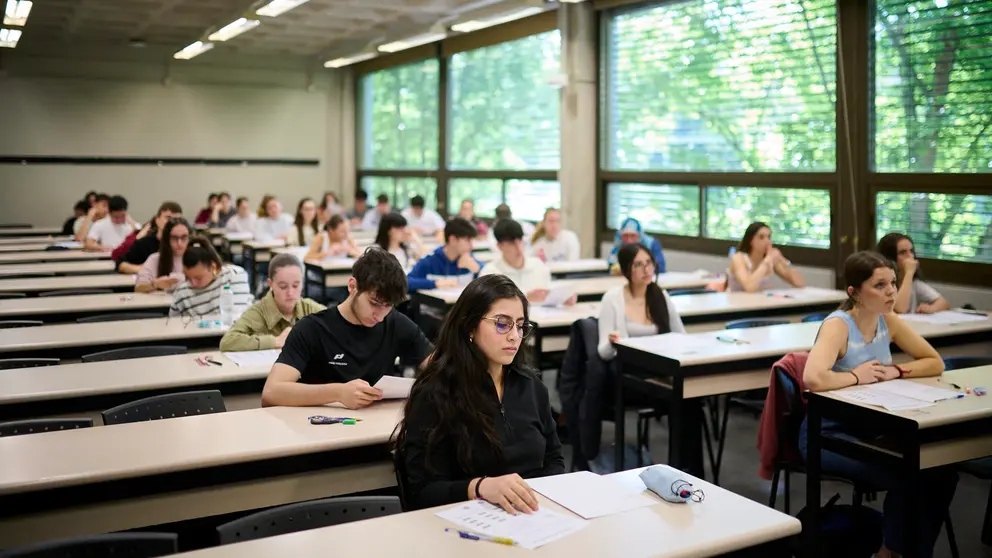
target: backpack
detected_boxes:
[792,493,883,558]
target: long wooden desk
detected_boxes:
[0,403,401,547]
[0,292,170,322]
[0,250,110,264]
[0,243,73,253]
[0,226,62,237]
[0,273,136,295]
[0,236,72,246]
[170,468,801,558]
[807,366,992,556]
[613,316,992,478]
[0,261,116,277]
[0,316,228,359]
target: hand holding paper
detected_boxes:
[372,375,415,399]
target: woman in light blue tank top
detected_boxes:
[800,251,952,558]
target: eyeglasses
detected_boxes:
[170,235,190,242]
[482,315,536,339]
[631,261,655,270]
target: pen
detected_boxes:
[939,378,963,390]
[445,528,516,546]
[716,335,749,345]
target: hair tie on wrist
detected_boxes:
[475,476,487,499]
[850,371,859,385]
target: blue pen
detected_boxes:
[716,335,749,345]
[445,528,516,546]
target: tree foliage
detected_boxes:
[359,60,439,170]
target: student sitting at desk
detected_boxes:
[288,197,319,247]
[220,254,325,351]
[802,250,954,558]
[347,189,370,226]
[607,217,665,273]
[481,220,575,306]
[530,207,580,262]
[306,214,360,261]
[75,193,109,242]
[85,195,138,252]
[457,198,488,236]
[375,212,424,271]
[207,192,236,228]
[225,197,256,234]
[598,243,684,361]
[487,204,535,251]
[260,247,432,408]
[318,191,344,226]
[394,274,564,512]
[727,221,805,292]
[877,232,951,315]
[169,237,253,318]
[116,201,183,274]
[136,217,190,293]
[406,217,481,291]
[401,195,446,241]
[361,194,391,232]
[194,193,219,226]
[254,195,293,243]
[62,200,89,236]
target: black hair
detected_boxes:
[738,221,770,255]
[493,219,524,243]
[181,235,223,271]
[352,246,408,306]
[158,201,183,216]
[444,217,478,242]
[108,195,128,212]
[218,192,231,200]
[294,197,318,246]
[207,193,219,203]
[355,189,368,201]
[320,191,339,210]
[393,275,532,475]
[375,212,408,250]
[326,214,346,232]
[95,193,111,204]
[85,190,97,201]
[74,200,89,213]
[410,195,425,208]
[494,203,512,221]
[617,243,671,333]
[876,232,922,282]
[376,194,389,205]
[235,196,249,208]
[840,251,896,311]
[158,218,192,278]
[268,253,303,280]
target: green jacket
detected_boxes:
[219,291,325,352]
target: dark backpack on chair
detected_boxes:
[793,493,883,558]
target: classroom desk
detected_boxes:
[0,273,135,296]
[613,317,992,477]
[0,260,115,277]
[0,292,171,322]
[169,468,801,558]
[0,316,228,359]
[807,366,992,557]
[0,403,401,547]
[0,227,62,237]
[242,240,288,289]
[0,243,73,253]
[0,235,72,246]
[0,353,269,423]
[0,250,110,264]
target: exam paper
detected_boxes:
[834,386,934,411]
[899,311,989,325]
[870,379,962,403]
[526,471,658,519]
[373,375,414,399]
[225,232,253,241]
[53,241,82,249]
[222,349,281,368]
[436,499,587,550]
[539,285,577,308]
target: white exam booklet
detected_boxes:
[373,375,415,399]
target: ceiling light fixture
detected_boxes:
[256,0,310,17]
[0,27,21,48]
[207,17,260,42]
[324,52,377,68]
[378,32,446,54]
[451,6,544,33]
[3,0,31,26]
[557,0,587,3]
[173,40,214,60]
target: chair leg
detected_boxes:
[784,470,791,515]
[944,512,959,558]
[700,413,716,482]
[769,469,781,509]
[713,395,731,484]
[852,488,864,507]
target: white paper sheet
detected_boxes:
[870,379,963,403]
[898,311,989,325]
[765,287,842,300]
[225,232,253,241]
[372,375,414,399]
[53,241,82,248]
[222,349,281,368]
[833,387,934,411]
[526,471,658,519]
[435,499,587,550]
[539,285,577,308]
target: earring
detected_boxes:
[469,335,474,342]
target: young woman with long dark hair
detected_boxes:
[135,217,191,293]
[375,212,423,270]
[876,232,950,314]
[290,197,319,247]
[727,221,805,292]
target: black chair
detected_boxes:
[0,292,27,299]
[38,289,113,297]
[942,356,992,371]
[667,287,711,296]
[82,345,187,363]
[392,449,411,511]
[725,318,791,330]
[0,320,43,329]
[0,358,59,370]
[0,418,93,437]
[102,389,226,425]
[76,312,165,324]
[0,532,178,558]
[44,245,70,251]
[801,311,831,323]
[959,458,992,545]
[216,496,402,545]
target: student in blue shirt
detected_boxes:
[407,217,482,292]
[607,217,666,273]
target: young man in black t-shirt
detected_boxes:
[261,246,432,408]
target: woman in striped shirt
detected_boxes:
[170,236,253,318]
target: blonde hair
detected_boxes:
[531,207,559,244]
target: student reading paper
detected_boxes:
[260,247,432,408]
[394,274,564,512]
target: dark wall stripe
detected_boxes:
[0,156,320,166]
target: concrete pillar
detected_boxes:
[326,68,357,206]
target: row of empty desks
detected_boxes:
[0,227,63,237]
[0,292,171,322]
[0,249,107,264]
[0,235,73,246]
[0,273,136,295]
[0,260,116,277]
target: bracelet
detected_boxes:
[894,365,907,378]
[849,371,859,385]
[475,476,487,500]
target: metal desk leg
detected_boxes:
[615,361,626,471]
[805,396,822,555]
[667,377,705,477]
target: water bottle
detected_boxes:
[220,284,234,326]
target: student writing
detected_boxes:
[136,217,191,293]
[169,237,253,318]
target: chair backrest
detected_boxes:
[0,320,44,329]
[0,292,28,299]
[0,358,60,370]
[38,289,113,297]
[82,345,187,363]
[216,496,402,545]
[801,311,831,323]
[76,312,165,324]
[392,448,410,511]
[0,418,93,437]
[773,366,806,457]
[942,356,992,371]
[667,287,711,296]
[725,318,791,330]
[102,389,226,425]
[1,532,178,558]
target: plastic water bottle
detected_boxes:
[220,284,234,326]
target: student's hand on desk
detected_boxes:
[434,278,459,289]
[564,293,578,306]
[478,474,539,515]
[879,365,901,381]
[916,303,936,314]
[153,276,179,291]
[527,289,550,303]
[852,360,886,385]
[607,331,622,344]
[457,253,481,274]
[274,327,292,348]
[337,379,382,409]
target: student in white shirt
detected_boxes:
[75,193,109,242]
[306,214,360,261]
[375,212,424,271]
[289,197,319,247]
[361,194,391,232]
[487,204,535,251]
[318,191,345,227]
[530,208,580,262]
[401,195,446,241]
[481,220,575,305]
[598,243,684,361]
[85,195,138,252]
[225,197,257,234]
[254,195,293,243]
[876,232,951,314]
[169,236,253,318]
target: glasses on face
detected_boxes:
[631,260,655,271]
[170,234,190,243]
[482,315,536,339]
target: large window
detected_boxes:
[360,177,438,210]
[705,187,831,247]
[358,60,440,170]
[872,0,992,173]
[448,179,561,221]
[604,0,837,172]
[876,192,992,263]
[448,31,562,170]
[606,184,700,236]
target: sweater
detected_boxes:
[219,291,325,351]
[756,352,809,480]
[596,285,685,360]
[407,246,481,292]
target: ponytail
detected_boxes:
[181,235,223,271]
[645,283,672,333]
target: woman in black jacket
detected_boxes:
[394,274,564,513]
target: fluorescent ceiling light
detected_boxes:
[378,32,446,53]
[256,0,310,17]
[3,0,31,26]
[207,17,260,42]
[324,52,376,68]
[174,40,214,60]
[0,27,21,48]
[451,7,544,33]
[557,0,586,3]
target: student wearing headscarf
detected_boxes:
[607,217,665,273]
